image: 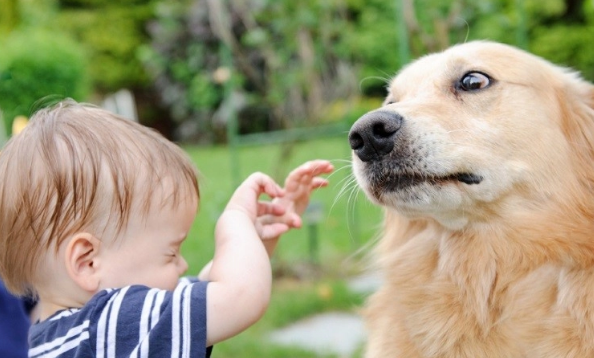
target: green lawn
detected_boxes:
[180,136,383,357]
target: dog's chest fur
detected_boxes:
[364,221,594,358]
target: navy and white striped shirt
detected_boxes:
[28,279,211,358]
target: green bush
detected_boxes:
[53,2,154,92]
[0,29,89,134]
[531,25,594,81]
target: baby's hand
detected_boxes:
[257,160,334,240]
[224,172,285,221]
[282,159,334,218]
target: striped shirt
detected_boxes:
[28,278,211,358]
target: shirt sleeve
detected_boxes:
[89,280,209,358]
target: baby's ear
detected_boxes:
[64,233,101,293]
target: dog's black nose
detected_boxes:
[348,110,402,162]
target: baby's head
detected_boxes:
[0,100,199,298]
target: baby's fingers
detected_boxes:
[309,160,334,175]
[311,177,329,189]
[248,172,285,198]
[301,160,334,176]
[257,202,286,217]
[286,160,334,184]
[259,223,291,241]
[226,173,284,217]
[258,211,302,229]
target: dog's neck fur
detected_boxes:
[380,196,594,333]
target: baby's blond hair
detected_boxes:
[0,100,199,295]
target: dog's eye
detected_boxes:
[458,72,491,91]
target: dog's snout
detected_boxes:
[349,110,402,162]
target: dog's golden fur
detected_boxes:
[349,41,594,357]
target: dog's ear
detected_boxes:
[556,73,594,187]
[557,74,594,153]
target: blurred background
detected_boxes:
[1,0,594,356]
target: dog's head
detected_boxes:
[350,41,594,229]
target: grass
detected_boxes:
[180,136,383,357]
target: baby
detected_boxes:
[0,100,333,357]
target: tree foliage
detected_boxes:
[528,0,594,80]
[142,0,594,143]
[51,0,156,93]
[141,0,361,143]
[0,29,89,134]
[0,0,20,36]
[3,0,594,143]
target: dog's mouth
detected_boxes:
[382,172,483,192]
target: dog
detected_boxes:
[349,41,594,357]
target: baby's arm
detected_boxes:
[198,160,333,279]
[204,172,287,346]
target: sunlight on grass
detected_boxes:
[213,279,369,358]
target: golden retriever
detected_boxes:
[349,41,594,357]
